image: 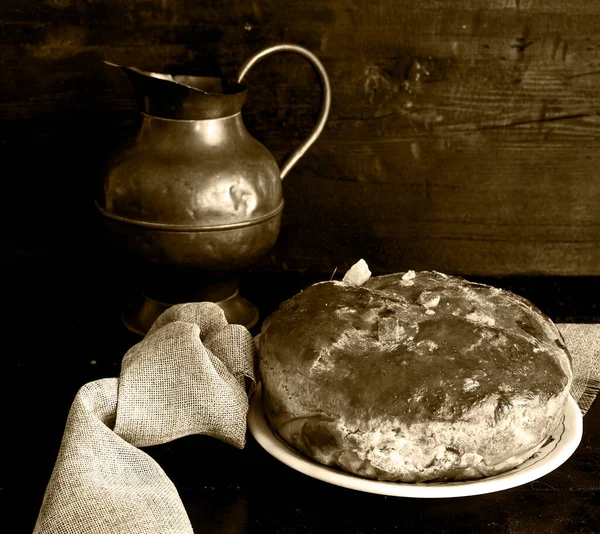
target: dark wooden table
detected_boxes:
[3,256,600,534]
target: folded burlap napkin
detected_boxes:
[557,323,600,415]
[33,303,599,534]
[34,302,255,534]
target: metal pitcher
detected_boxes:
[96,44,331,334]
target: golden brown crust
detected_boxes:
[258,271,573,482]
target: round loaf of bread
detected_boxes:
[258,270,573,483]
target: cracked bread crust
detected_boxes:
[258,271,573,483]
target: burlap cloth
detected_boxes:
[33,303,599,534]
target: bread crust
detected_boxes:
[258,271,573,483]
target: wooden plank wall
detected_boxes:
[3,0,600,276]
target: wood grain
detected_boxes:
[3,0,600,275]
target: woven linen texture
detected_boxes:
[115,303,255,448]
[557,323,600,415]
[34,302,255,534]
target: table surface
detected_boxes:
[3,258,600,534]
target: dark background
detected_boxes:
[4,0,600,278]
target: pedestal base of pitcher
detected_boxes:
[122,290,259,336]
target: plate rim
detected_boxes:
[247,384,583,498]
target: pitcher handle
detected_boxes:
[237,43,331,180]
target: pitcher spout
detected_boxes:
[105,61,247,120]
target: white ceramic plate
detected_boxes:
[247,384,583,498]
